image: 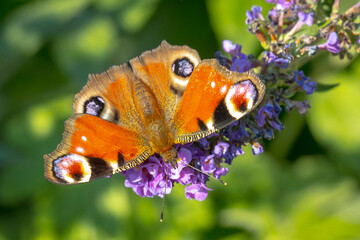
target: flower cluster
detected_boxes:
[123,0,360,200]
[123,141,231,201]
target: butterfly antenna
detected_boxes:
[180,160,227,186]
[160,162,170,222]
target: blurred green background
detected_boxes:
[1,0,360,239]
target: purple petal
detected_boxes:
[273,57,290,68]
[200,155,216,174]
[318,32,340,54]
[213,142,230,158]
[213,167,229,179]
[223,40,241,57]
[230,58,252,72]
[178,147,192,164]
[251,141,264,155]
[297,11,313,26]
[185,184,212,201]
[277,0,294,9]
[178,167,194,185]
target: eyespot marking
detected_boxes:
[225,80,259,118]
[52,154,91,183]
[172,57,194,78]
[84,96,105,116]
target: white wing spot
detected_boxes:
[76,147,85,153]
[211,81,216,88]
[220,85,227,94]
[239,87,245,94]
[81,136,87,141]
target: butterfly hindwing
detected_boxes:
[44,114,152,184]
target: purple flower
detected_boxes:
[258,100,284,131]
[267,0,294,9]
[225,145,244,165]
[231,57,252,72]
[226,120,249,142]
[268,9,277,19]
[277,0,294,9]
[198,138,210,149]
[273,58,290,68]
[213,166,229,179]
[283,98,311,114]
[223,40,241,57]
[318,32,341,54]
[213,142,230,158]
[124,156,171,198]
[185,183,212,201]
[264,51,278,64]
[123,132,235,201]
[177,167,194,185]
[223,40,252,72]
[251,141,264,155]
[294,70,317,94]
[264,51,290,68]
[297,11,314,27]
[214,51,231,67]
[200,155,216,174]
[246,6,263,24]
[123,147,195,198]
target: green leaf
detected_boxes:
[315,82,340,92]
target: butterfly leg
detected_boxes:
[160,148,178,168]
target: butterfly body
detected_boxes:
[44,41,265,185]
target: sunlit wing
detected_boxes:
[44,114,152,184]
[173,59,265,143]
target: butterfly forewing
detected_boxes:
[44,114,152,184]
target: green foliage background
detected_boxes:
[0,0,359,239]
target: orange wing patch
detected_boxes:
[173,59,264,143]
[68,115,148,163]
[174,61,232,133]
[44,114,152,184]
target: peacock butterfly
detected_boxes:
[44,41,265,185]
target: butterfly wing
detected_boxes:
[129,41,201,123]
[72,62,145,132]
[173,59,265,143]
[44,114,153,184]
